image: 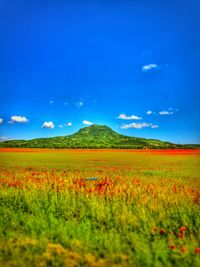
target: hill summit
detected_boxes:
[0,124,175,149]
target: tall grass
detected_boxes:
[0,149,200,266]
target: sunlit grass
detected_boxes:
[0,149,200,266]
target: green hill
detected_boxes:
[0,124,178,149]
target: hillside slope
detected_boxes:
[0,125,176,148]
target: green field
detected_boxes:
[0,149,200,267]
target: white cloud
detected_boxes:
[10,115,29,123]
[121,122,158,129]
[146,108,178,116]
[142,64,159,71]
[42,121,55,129]
[59,122,72,128]
[117,113,142,120]
[146,110,153,115]
[82,120,93,125]
[0,118,3,125]
[159,111,173,115]
[75,101,83,108]
[49,100,54,105]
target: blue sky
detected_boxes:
[0,0,199,144]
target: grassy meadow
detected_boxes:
[0,148,200,267]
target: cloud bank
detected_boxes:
[10,116,29,123]
[42,121,55,129]
[82,120,93,125]
[117,114,142,120]
[146,111,153,115]
[159,111,173,115]
[121,122,158,129]
[142,64,159,72]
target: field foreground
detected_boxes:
[0,149,200,267]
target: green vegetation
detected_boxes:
[0,149,200,266]
[0,125,177,149]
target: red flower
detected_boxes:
[178,232,184,238]
[153,226,158,232]
[179,226,187,233]
[180,247,187,253]
[169,244,176,250]
[195,248,200,254]
[160,229,166,235]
